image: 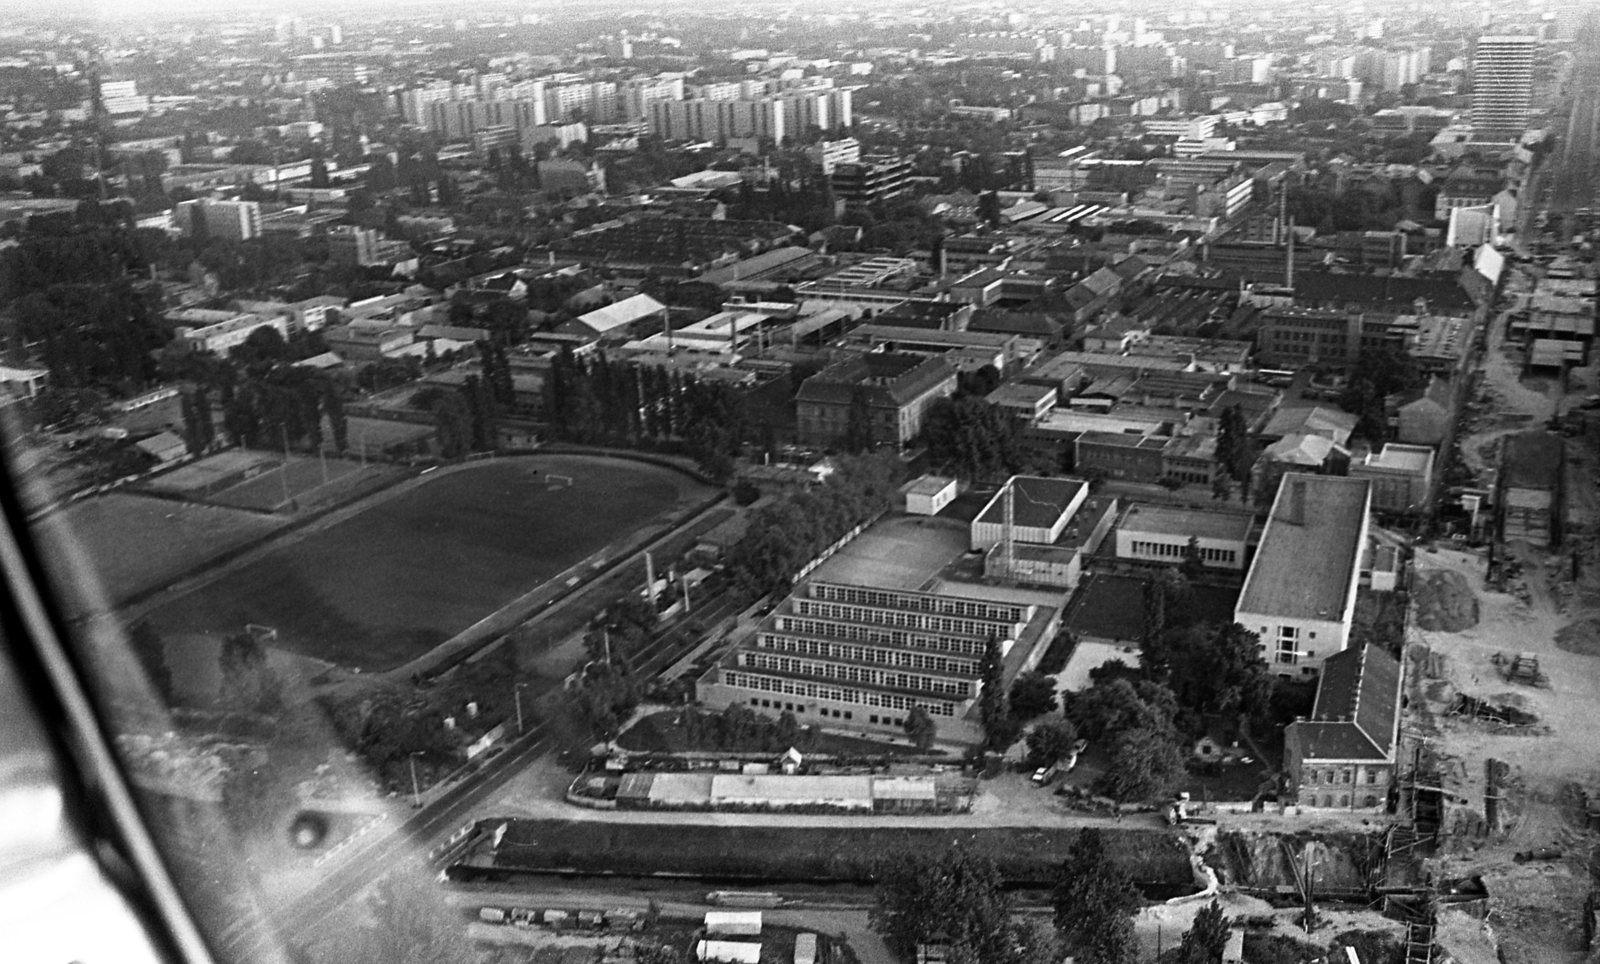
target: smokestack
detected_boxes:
[645,550,658,606]
[1286,217,1296,289]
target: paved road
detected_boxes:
[220,577,749,963]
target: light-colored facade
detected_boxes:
[1283,645,1403,811]
[1349,443,1435,513]
[969,475,1089,551]
[1114,503,1252,571]
[1235,474,1372,678]
[648,98,787,145]
[698,581,1043,743]
[1471,35,1536,140]
[173,311,287,355]
[904,476,957,516]
[175,199,262,242]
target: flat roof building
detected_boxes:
[1114,503,1254,571]
[1235,474,1372,677]
[697,580,1046,743]
[1471,35,1537,141]
[1350,443,1435,513]
[970,475,1089,551]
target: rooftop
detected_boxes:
[1500,432,1563,491]
[1119,503,1254,543]
[974,475,1088,531]
[986,382,1057,408]
[1291,645,1403,761]
[1264,404,1358,444]
[575,293,667,334]
[1237,474,1370,623]
[904,475,956,497]
[1366,443,1435,474]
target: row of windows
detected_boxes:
[1128,541,1239,564]
[756,633,981,676]
[1303,793,1382,808]
[1304,768,1382,786]
[774,615,993,657]
[746,697,871,724]
[739,652,974,698]
[794,598,1016,641]
[809,582,1029,624]
[721,670,958,716]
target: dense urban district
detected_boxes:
[5,2,1600,964]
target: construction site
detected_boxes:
[1380,253,1600,964]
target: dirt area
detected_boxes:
[1412,569,1480,632]
[1553,615,1600,656]
[1406,544,1600,964]
[1454,302,1559,485]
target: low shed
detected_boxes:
[698,941,762,964]
[705,912,763,937]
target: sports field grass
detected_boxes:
[145,456,711,672]
[34,494,291,619]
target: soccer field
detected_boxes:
[35,494,291,619]
[145,456,711,671]
[209,454,377,512]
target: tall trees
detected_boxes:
[1339,346,1421,443]
[902,706,936,751]
[725,452,902,598]
[1025,717,1080,769]
[543,349,745,471]
[1008,670,1060,721]
[921,396,1019,481]
[870,846,1015,964]
[1162,623,1271,726]
[978,635,1018,750]
[1099,725,1187,802]
[1175,900,1231,964]
[1214,403,1250,482]
[1065,677,1187,801]
[1052,830,1142,964]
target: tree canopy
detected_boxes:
[870,846,1016,964]
[1052,830,1142,964]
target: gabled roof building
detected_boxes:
[795,353,957,449]
[1283,645,1403,811]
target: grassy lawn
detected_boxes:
[35,493,290,618]
[146,456,710,671]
